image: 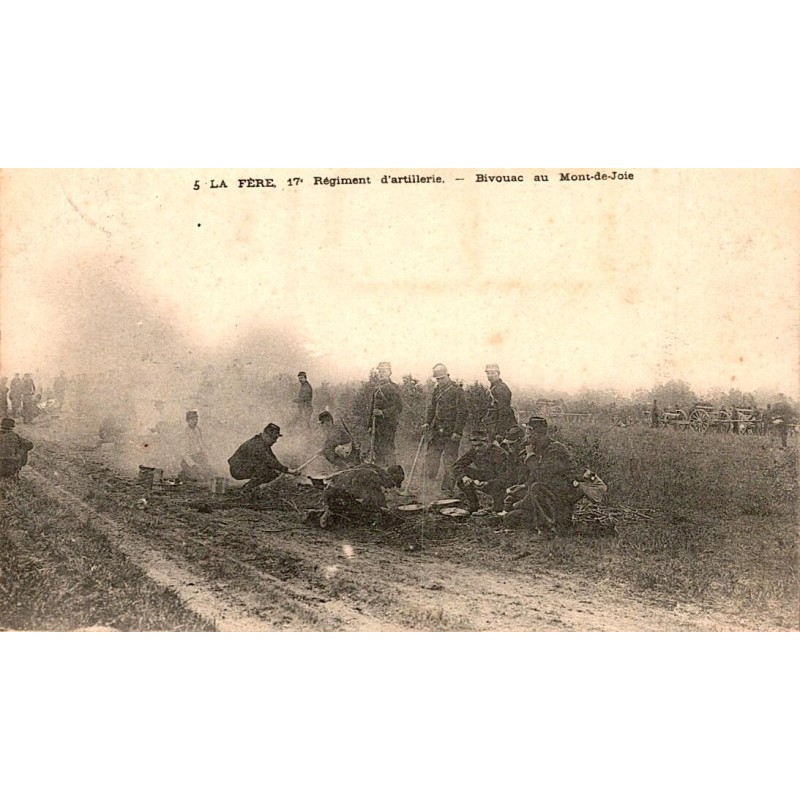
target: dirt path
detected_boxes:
[27,439,756,631]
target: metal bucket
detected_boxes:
[138,465,161,489]
[210,476,228,494]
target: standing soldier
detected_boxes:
[53,370,67,409]
[0,377,8,417]
[422,363,468,493]
[9,374,22,417]
[20,374,37,424]
[369,361,403,466]
[294,371,313,428]
[482,363,517,440]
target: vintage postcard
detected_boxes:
[1,168,797,631]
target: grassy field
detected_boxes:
[550,422,798,622]
[0,478,213,631]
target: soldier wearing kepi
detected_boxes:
[228,423,300,494]
[482,364,517,441]
[0,417,34,479]
[422,363,468,493]
[503,416,583,535]
[452,427,510,514]
[369,361,403,466]
[294,371,313,428]
[318,411,360,468]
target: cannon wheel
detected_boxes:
[689,407,710,432]
[716,408,733,433]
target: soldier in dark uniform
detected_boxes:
[452,427,510,513]
[0,377,8,417]
[294,371,313,428]
[0,417,33,479]
[228,423,300,494]
[422,363,468,492]
[318,411,360,468]
[504,416,583,534]
[20,374,37,424]
[369,361,403,466]
[482,364,516,440]
[319,463,405,529]
[9,374,22,417]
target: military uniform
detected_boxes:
[295,379,313,427]
[482,378,516,440]
[321,464,402,528]
[321,420,359,468]
[369,379,403,466]
[0,420,33,478]
[20,376,37,424]
[228,433,290,491]
[424,379,468,491]
[506,435,582,532]
[452,441,510,512]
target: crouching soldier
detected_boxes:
[503,416,583,535]
[319,464,405,529]
[0,417,34,479]
[179,410,214,482]
[452,427,510,514]
[228,423,300,494]
[318,411,360,469]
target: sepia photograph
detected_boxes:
[1,168,797,632]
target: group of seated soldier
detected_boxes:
[451,416,585,535]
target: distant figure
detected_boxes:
[504,416,583,535]
[482,364,516,441]
[178,410,214,481]
[650,400,659,428]
[369,362,403,466]
[0,377,8,416]
[9,374,22,416]
[730,406,740,435]
[769,401,797,448]
[319,463,405,529]
[318,411,360,469]
[0,417,34,479]
[294,371,313,427]
[53,371,67,409]
[422,363,468,493]
[20,374,37,424]
[228,423,299,494]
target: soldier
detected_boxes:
[228,423,300,494]
[9,374,22,416]
[20,374,37,424]
[0,417,34,479]
[369,361,403,466]
[769,401,797,448]
[650,399,659,428]
[53,370,67,409]
[482,364,517,440]
[422,363,468,492]
[452,427,510,513]
[294,371,313,427]
[498,425,528,486]
[318,411,360,468]
[0,377,8,417]
[319,463,405,529]
[178,410,214,481]
[503,416,583,535]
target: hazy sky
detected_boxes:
[1,168,797,396]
